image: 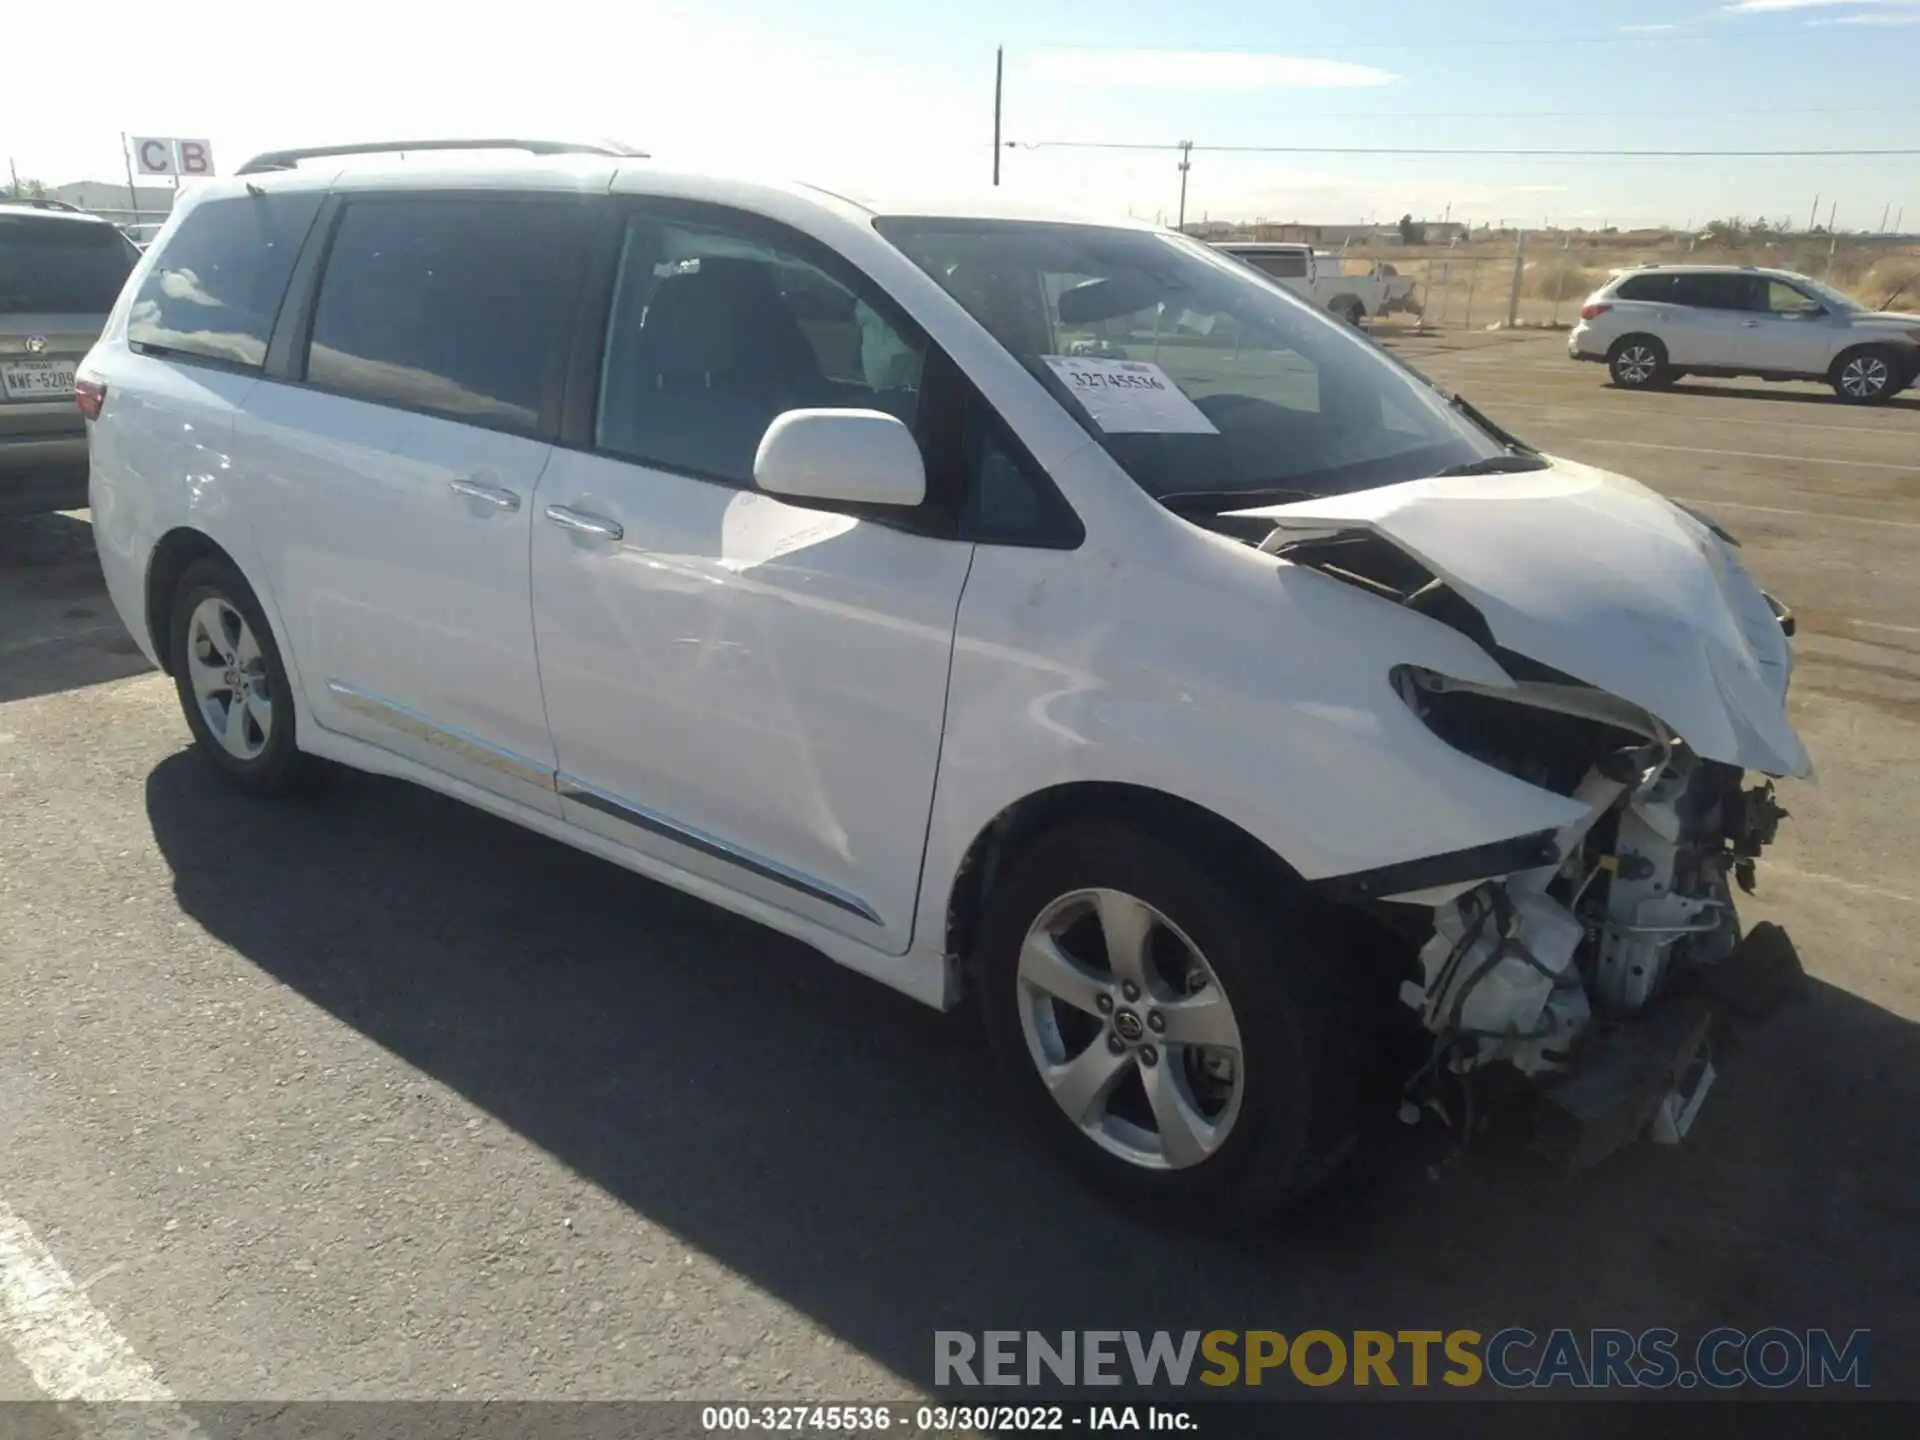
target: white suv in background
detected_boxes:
[82,140,1808,1217]
[1570,263,1920,403]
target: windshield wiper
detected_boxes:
[1430,453,1551,477]
[1157,486,1313,514]
[1445,391,1538,457]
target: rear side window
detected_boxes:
[0,215,138,315]
[304,198,595,434]
[1614,273,1673,302]
[128,194,321,368]
[1250,251,1309,279]
[1669,273,1752,311]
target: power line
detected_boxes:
[1217,104,1920,120]
[1013,140,1920,159]
[1026,29,1878,54]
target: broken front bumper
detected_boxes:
[1532,921,1805,1168]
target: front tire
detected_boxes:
[1830,346,1903,404]
[168,557,311,796]
[1608,335,1672,389]
[976,822,1353,1220]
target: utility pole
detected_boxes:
[1809,194,1819,233]
[1880,202,1891,233]
[121,133,139,220]
[1827,200,1837,232]
[991,46,1003,187]
[6,156,18,198]
[1175,140,1193,232]
[1504,230,1528,328]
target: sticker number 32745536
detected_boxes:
[1040,356,1219,435]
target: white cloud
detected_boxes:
[1021,49,1398,91]
[1808,8,1920,18]
[1724,0,1919,12]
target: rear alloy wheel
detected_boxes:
[169,557,311,796]
[978,823,1353,1219]
[1830,347,1901,405]
[185,596,274,763]
[1608,336,1670,389]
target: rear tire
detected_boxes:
[976,821,1354,1221]
[168,557,312,797]
[1829,345,1903,405]
[1608,335,1672,389]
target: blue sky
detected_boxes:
[10,0,1917,230]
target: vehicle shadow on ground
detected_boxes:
[144,755,1920,1396]
[1650,382,1920,412]
[0,512,151,704]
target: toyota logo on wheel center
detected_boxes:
[1113,1009,1145,1042]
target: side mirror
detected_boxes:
[753,408,926,508]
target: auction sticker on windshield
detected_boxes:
[1041,356,1219,435]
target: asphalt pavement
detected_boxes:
[1,335,1915,1412]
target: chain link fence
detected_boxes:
[1343,231,1920,335]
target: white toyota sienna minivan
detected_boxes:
[80,139,1810,1216]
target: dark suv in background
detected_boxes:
[1,201,140,517]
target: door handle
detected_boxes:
[1740,320,1760,328]
[449,477,521,512]
[544,504,624,542]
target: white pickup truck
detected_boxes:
[1212,242,1420,325]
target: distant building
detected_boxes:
[47,180,177,219]
[1231,220,1471,246]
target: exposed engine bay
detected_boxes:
[1240,495,1805,1161]
[1398,669,1789,1078]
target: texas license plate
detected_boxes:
[2,359,76,399]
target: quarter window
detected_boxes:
[305,198,596,433]
[1614,273,1673,302]
[594,212,926,488]
[127,194,321,368]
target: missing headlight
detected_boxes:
[1396,667,1650,797]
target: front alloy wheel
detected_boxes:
[977,822,1354,1219]
[1017,888,1245,1171]
[1834,352,1894,403]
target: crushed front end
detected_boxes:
[1235,462,1814,1165]
[1388,669,1802,1164]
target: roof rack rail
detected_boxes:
[0,196,86,213]
[235,138,648,176]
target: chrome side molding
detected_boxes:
[555,773,882,925]
[324,680,553,789]
[322,678,880,926]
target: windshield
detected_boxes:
[874,218,1511,506]
[0,215,138,315]
[1796,275,1862,313]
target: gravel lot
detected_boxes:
[1,333,1915,1409]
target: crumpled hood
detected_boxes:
[1231,458,1812,778]
[1855,310,1920,327]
